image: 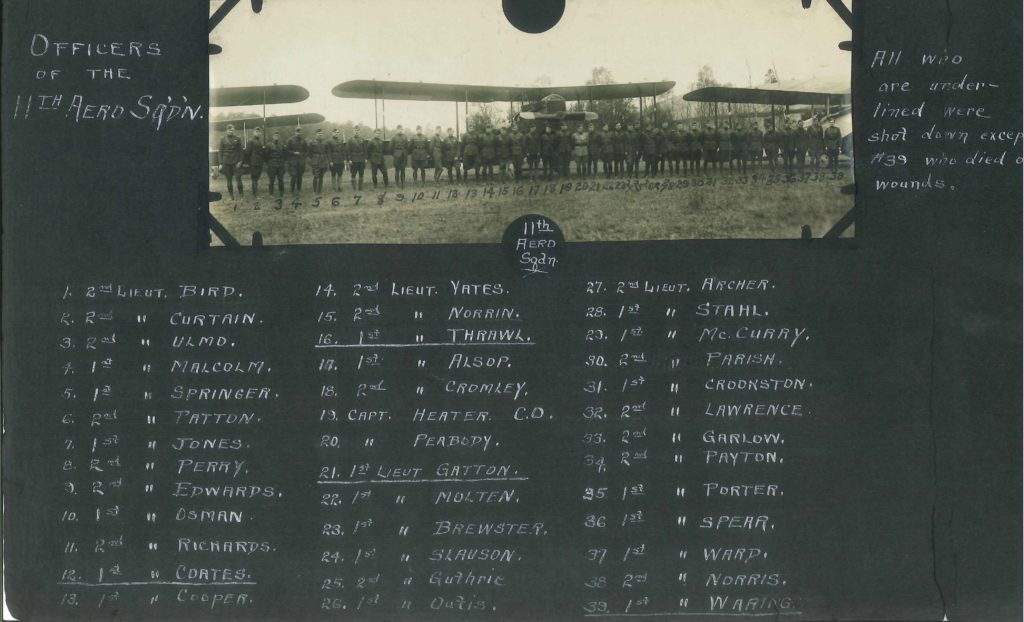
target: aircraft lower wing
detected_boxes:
[209,113,325,131]
[520,111,599,122]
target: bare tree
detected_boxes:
[468,103,501,131]
[584,67,639,128]
[689,64,719,121]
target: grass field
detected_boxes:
[209,165,854,246]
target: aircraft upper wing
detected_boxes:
[209,113,326,131]
[683,77,849,106]
[210,85,310,107]
[332,80,676,103]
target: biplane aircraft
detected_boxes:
[331,79,676,134]
[683,76,853,153]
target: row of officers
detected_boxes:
[216,119,844,199]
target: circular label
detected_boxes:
[502,215,564,278]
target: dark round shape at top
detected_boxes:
[502,0,565,33]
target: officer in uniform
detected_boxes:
[328,128,347,192]
[509,126,524,181]
[308,128,330,194]
[600,124,614,178]
[430,126,445,184]
[781,120,798,172]
[807,117,824,169]
[557,123,573,178]
[587,123,600,178]
[589,123,602,177]
[684,122,699,175]
[540,125,558,180]
[717,121,733,173]
[669,122,684,176]
[367,128,389,189]
[731,121,748,174]
[347,126,367,191]
[762,120,780,170]
[624,123,640,177]
[656,121,671,175]
[572,124,589,178]
[747,121,763,169]
[524,126,540,179]
[409,126,429,187]
[390,125,408,189]
[700,122,719,174]
[477,127,493,182]
[442,127,459,184]
[218,124,244,200]
[494,127,510,183]
[642,124,658,177]
[243,126,265,197]
[795,121,811,170]
[264,130,286,197]
[461,127,479,183]
[285,127,308,195]
[611,123,625,177]
[823,119,843,173]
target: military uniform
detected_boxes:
[556,127,572,178]
[572,128,589,178]
[717,125,733,172]
[654,125,669,175]
[391,131,408,188]
[589,129,602,177]
[806,122,824,169]
[587,127,601,177]
[461,131,480,182]
[410,131,430,186]
[243,131,265,196]
[328,134,347,191]
[264,135,287,196]
[367,134,388,188]
[431,131,445,183]
[309,134,330,194]
[347,132,367,191]
[495,130,511,182]
[600,127,614,178]
[442,132,459,184]
[780,125,798,171]
[823,122,843,173]
[540,128,557,180]
[611,127,625,176]
[219,131,244,199]
[681,126,698,175]
[747,124,763,168]
[700,126,719,173]
[509,129,524,181]
[762,126,780,170]
[285,131,308,194]
[642,128,658,177]
[731,125,748,174]
[624,126,640,177]
[478,130,496,182]
[524,129,540,178]
[663,126,679,175]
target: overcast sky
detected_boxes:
[211,0,851,130]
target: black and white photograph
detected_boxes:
[209,0,854,245]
